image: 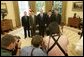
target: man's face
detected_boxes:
[40,9,43,14]
[54,10,58,14]
[24,11,27,16]
[48,12,52,15]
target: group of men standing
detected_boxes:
[21,8,61,38]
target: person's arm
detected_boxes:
[35,15,38,25]
[45,13,47,27]
[16,48,21,56]
[15,40,21,56]
[40,40,47,52]
[28,16,30,27]
[21,17,24,26]
[36,15,39,27]
[29,16,31,28]
[43,36,50,51]
[59,14,61,25]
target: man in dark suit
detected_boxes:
[21,11,30,38]
[46,10,52,27]
[29,10,37,37]
[37,9,46,37]
[51,9,61,25]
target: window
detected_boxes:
[18,1,30,19]
[53,1,62,15]
[36,1,45,15]
[18,1,30,25]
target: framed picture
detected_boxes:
[1,3,8,13]
[1,3,7,10]
[1,3,8,20]
[72,2,83,11]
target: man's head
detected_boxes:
[24,11,27,16]
[48,22,60,35]
[31,35,43,47]
[30,10,35,15]
[74,13,77,17]
[1,34,16,50]
[48,10,52,15]
[40,8,43,14]
[54,8,59,15]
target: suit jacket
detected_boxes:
[51,14,61,25]
[46,14,52,26]
[37,13,46,27]
[29,15,37,27]
[21,16,30,27]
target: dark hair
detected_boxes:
[1,34,15,48]
[47,22,61,36]
[31,35,43,47]
[14,36,21,42]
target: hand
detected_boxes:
[45,24,47,26]
[41,41,46,50]
[17,40,21,48]
[36,25,39,27]
[29,26,32,29]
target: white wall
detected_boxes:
[1,1,16,28]
[66,1,83,25]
